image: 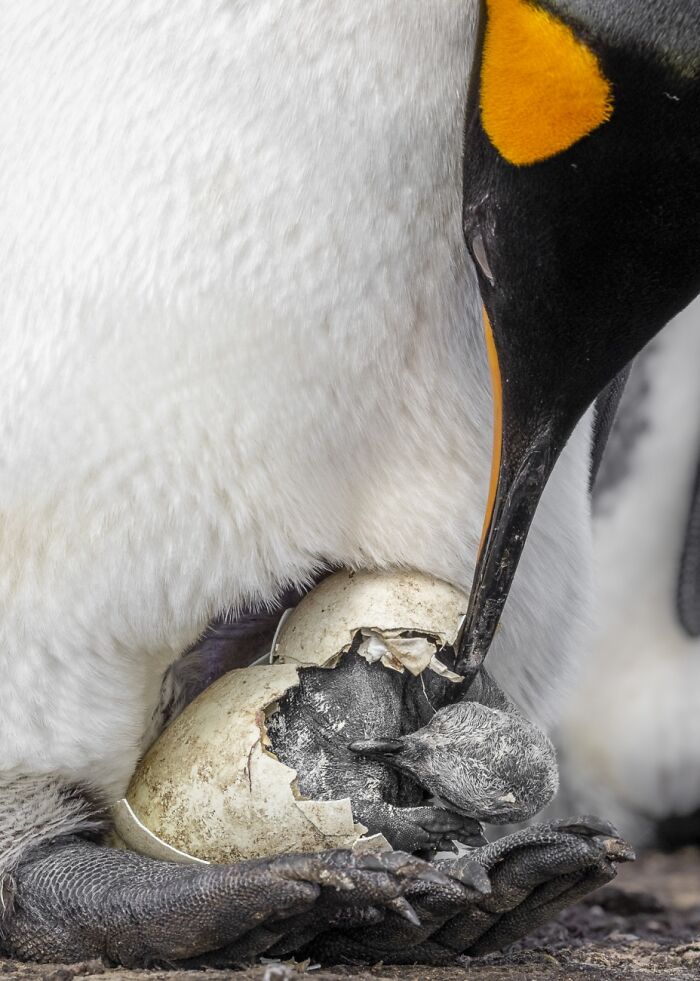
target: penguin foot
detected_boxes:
[0,836,450,967]
[352,801,486,855]
[275,849,492,965]
[300,816,634,964]
[440,815,635,956]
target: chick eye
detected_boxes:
[471,233,495,285]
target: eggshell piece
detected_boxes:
[122,663,373,863]
[273,568,468,669]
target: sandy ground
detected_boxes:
[3,848,699,981]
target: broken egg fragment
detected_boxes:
[113,569,468,864]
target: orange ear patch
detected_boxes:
[480,0,614,166]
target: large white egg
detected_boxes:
[113,569,468,863]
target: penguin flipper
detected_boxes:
[590,364,632,491]
[677,449,700,637]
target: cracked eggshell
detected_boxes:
[275,568,468,669]
[116,569,467,864]
[119,662,372,864]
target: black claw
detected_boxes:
[356,851,404,874]
[414,865,457,887]
[358,850,451,887]
[449,858,491,895]
[387,896,422,926]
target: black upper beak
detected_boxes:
[456,0,700,676]
[457,391,561,676]
[455,300,578,676]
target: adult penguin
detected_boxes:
[555,295,700,848]
[0,0,697,967]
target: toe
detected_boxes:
[270,852,359,892]
[358,850,454,888]
[551,815,621,839]
[387,896,422,926]
[438,855,491,896]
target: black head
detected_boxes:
[458,0,700,674]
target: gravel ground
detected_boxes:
[3,848,699,981]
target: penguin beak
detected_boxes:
[456,0,700,675]
[349,738,405,758]
[456,333,563,676]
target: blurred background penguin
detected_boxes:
[557,294,700,850]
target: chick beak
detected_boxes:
[349,738,405,759]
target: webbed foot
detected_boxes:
[302,816,634,964]
[455,815,635,955]
[0,836,447,967]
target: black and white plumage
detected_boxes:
[556,296,700,847]
[0,0,697,965]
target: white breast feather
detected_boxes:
[0,1,593,799]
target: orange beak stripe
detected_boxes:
[479,308,504,555]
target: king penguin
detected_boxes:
[555,294,700,848]
[0,0,697,966]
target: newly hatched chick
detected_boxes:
[351,697,559,827]
[267,648,558,854]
